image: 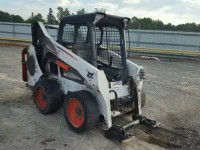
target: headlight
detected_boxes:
[139,68,146,80]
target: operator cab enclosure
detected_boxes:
[57,13,130,83]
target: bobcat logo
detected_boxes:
[87,71,94,79]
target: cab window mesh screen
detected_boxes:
[95,27,101,44]
[77,26,88,43]
[95,26,123,69]
[62,24,74,43]
[62,24,91,63]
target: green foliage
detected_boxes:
[76,8,87,15]
[176,23,200,32]
[1,8,200,32]
[26,13,45,23]
[47,8,57,24]
[0,11,12,22]
[0,11,24,23]
[11,15,24,23]
[57,7,70,21]
[129,17,165,30]
[128,16,200,32]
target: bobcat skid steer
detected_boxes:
[22,13,156,140]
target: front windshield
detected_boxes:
[95,26,123,70]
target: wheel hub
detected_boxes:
[35,87,47,109]
[67,98,85,127]
[75,107,83,117]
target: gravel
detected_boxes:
[0,46,200,150]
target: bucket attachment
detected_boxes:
[105,114,158,141]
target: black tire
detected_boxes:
[33,79,61,114]
[63,91,99,133]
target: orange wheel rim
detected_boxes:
[67,98,85,127]
[35,87,47,109]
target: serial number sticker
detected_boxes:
[110,81,122,88]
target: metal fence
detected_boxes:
[0,22,58,40]
[127,30,200,52]
[0,22,200,60]
[126,30,200,60]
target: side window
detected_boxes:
[102,27,120,47]
[62,24,75,43]
[95,26,123,69]
[61,24,92,63]
[95,27,101,45]
[77,26,88,43]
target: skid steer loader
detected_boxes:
[22,13,156,140]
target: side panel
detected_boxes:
[27,45,43,87]
[60,77,87,94]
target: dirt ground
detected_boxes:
[0,46,200,150]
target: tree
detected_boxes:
[26,13,45,23]
[1,8,200,32]
[0,11,24,23]
[57,7,70,21]
[47,8,56,24]
[129,17,169,31]
[176,23,198,32]
[76,8,87,15]
[164,23,175,31]
[10,15,24,23]
[31,12,34,18]
[0,11,12,22]
[127,16,200,32]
